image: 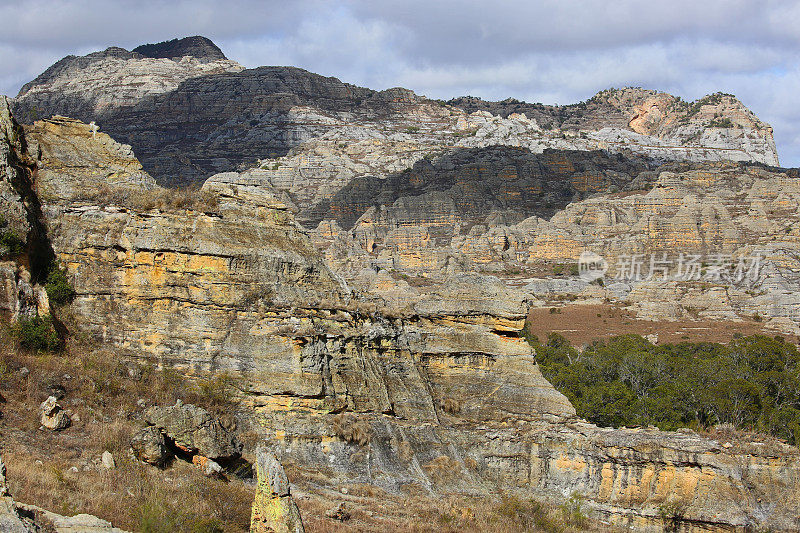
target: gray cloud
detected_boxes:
[1,0,798,165]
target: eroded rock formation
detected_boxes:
[250,446,304,533]
[0,94,795,531]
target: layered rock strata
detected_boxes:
[1,100,798,530]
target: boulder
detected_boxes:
[325,502,350,522]
[130,426,169,467]
[250,446,304,533]
[191,455,224,479]
[144,401,242,460]
[0,452,8,496]
[101,451,115,470]
[39,396,71,431]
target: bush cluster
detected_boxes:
[532,333,800,444]
[14,316,61,351]
[0,216,24,258]
[45,264,76,306]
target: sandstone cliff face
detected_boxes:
[3,93,799,530]
[445,164,800,334]
[12,38,779,190]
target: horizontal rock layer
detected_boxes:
[2,92,798,530]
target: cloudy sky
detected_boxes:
[2,0,800,165]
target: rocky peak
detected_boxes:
[132,35,227,61]
[11,38,779,186]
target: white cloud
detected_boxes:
[1,0,798,165]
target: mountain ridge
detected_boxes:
[10,36,779,186]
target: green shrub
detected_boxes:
[560,493,587,528]
[552,263,579,276]
[15,316,61,351]
[137,498,180,533]
[0,216,24,258]
[708,117,734,129]
[530,332,800,443]
[45,264,76,306]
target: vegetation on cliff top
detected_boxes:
[530,332,800,444]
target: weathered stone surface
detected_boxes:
[25,116,157,203]
[0,96,32,243]
[528,422,800,530]
[39,395,71,431]
[0,452,8,497]
[305,145,649,229]
[191,454,224,478]
[250,446,304,533]
[3,95,798,531]
[101,451,115,470]
[132,36,228,61]
[0,96,55,320]
[450,88,779,166]
[448,164,800,334]
[144,401,242,460]
[130,426,169,467]
[0,497,30,533]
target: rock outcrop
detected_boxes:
[250,446,304,533]
[130,426,170,467]
[143,401,242,460]
[445,164,800,334]
[450,88,779,167]
[0,96,52,322]
[39,395,71,431]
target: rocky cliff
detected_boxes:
[12,37,779,189]
[1,90,798,530]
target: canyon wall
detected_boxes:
[1,96,798,530]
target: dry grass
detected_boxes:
[422,455,462,484]
[331,413,371,446]
[526,303,775,347]
[0,314,609,533]
[79,183,219,213]
[696,423,797,456]
[0,324,254,532]
[4,448,253,532]
[288,477,598,533]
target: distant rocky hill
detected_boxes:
[11,37,779,187]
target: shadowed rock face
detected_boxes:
[305,146,651,229]
[14,62,419,184]
[132,36,228,61]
